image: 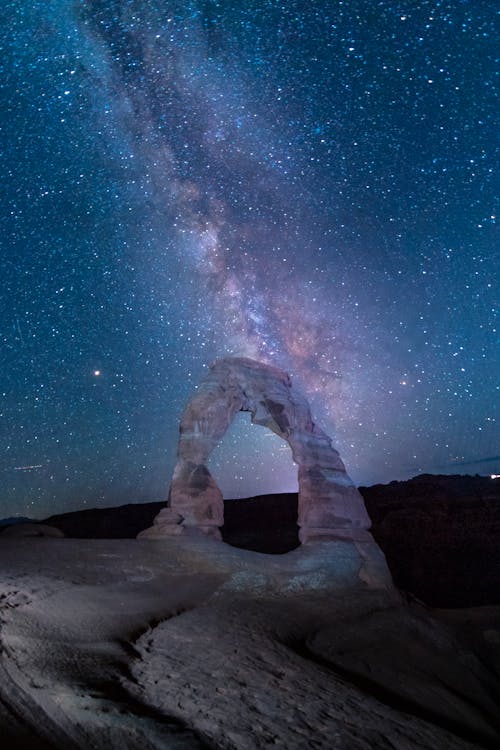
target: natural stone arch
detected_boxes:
[141,357,372,543]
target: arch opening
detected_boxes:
[207,411,300,553]
[207,411,299,499]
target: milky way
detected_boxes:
[1,1,498,517]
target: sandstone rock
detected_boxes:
[140,357,371,543]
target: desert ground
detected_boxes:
[0,534,499,749]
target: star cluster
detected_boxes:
[1,0,498,517]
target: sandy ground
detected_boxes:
[0,536,499,749]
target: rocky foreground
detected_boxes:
[0,535,499,750]
[1,475,499,748]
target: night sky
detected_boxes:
[1,0,498,519]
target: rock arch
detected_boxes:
[141,357,372,543]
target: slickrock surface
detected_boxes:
[0,536,499,749]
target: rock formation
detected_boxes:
[36,474,500,607]
[140,357,371,543]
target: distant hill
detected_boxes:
[44,501,164,540]
[40,495,300,552]
[360,473,500,608]
[0,516,35,528]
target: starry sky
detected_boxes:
[1,0,498,519]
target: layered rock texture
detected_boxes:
[140,357,371,544]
